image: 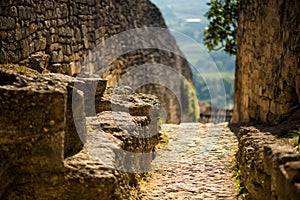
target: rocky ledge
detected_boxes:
[237,125,300,200]
[0,65,161,199]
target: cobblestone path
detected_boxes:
[139,123,240,200]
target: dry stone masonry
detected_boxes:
[0,0,199,123]
[234,0,300,124]
[237,127,300,199]
[234,0,300,199]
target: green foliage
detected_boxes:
[157,119,163,126]
[203,0,239,55]
[15,66,28,74]
[141,171,152,182]
[1,64,39,75]
[193,71,234,108]
[231,157,248,199]
[292,130,300,153]
[279,129,300,153]
[158,131,170,149]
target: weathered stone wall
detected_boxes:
[234,0,300,124]
[0,66,160,199]
[237,127,300,199]
[0,0,199,123]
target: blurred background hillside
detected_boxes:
[152,0,235,109]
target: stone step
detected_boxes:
[96,86,162,118]
[0,68,67,198]
[73,77,107,116]
[44,73,108,157]
[87,111,159,153]
[63,149,132,200]
[0,67,161,199]
[3,149,133,200]
[0,69,66,175]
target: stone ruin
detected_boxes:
[0,65,161,199]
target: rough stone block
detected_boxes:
[5,163,106,200]
[97,86,161,118]
[18,6,31,20]
[65,88,85,157]
[238,127,300,199]
[0,16,16,30]
[0,71,67,173]
[27,52,50,73]
[48,63,71,75]
[74,77,107,116]
[51,50,64,62]
[43,73,87,158]
[85,110,159,173]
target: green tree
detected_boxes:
[203,0,239,55]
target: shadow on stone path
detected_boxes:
[139,123,240,200]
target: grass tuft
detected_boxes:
[231,156,248,199]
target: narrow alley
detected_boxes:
[140,123,240,200]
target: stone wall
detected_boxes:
[0,0,199,123]
[0,66,160,199]
[234,0,300,124]
[237,127,300,199]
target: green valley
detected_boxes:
[152,0,235,108]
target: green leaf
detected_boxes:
[203,0,240,55]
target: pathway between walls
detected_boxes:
[139,123,240,200]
